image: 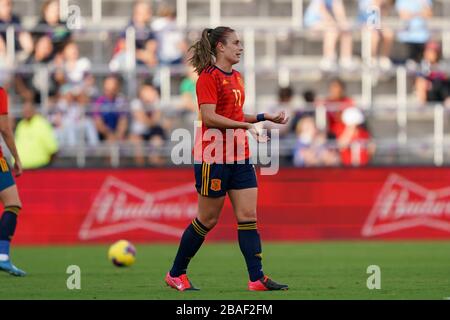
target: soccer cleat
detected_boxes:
[165,272,199,291]
[0,260,26,277]
[248,275,288,291]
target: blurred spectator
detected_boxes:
[0,37,7,84]
[15,36,59,103]
[358,0,394,70]
[33,0,71,55]
[111,0,158,71]
[59,41,91,85]
[415,40,450,105]
[152,2,187,65]
[323,77,354,137]
[396,0,433,63]
[337,107,375,166]
[179,64,198,114]
[129,81,166,166]
[293,116,340,167]
[51,83,99,147]
[82,73,100,101]
[93,75,128,142]
[0,0,34,62]
[290,89,318,132]
[304,0,356,71]
[15,102,58,169]
[0,30,16,88]
[303,89,317,108]
[264,86,295,137]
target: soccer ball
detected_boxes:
[108,240,136,267]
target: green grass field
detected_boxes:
[1,242,449,300]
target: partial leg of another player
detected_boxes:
[0,184,26,277]
[228,187,288,291]
[165,194,225,291]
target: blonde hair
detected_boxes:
[188,26,234,75]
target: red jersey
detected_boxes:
[339,127,371,166]
[195,65,249,163]
[324,97,354,137]
[0,87,8,158]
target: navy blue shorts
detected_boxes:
[0,158,15,192]
[195,162,258,198]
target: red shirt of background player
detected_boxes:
[0,87,8,158]
[339,127,372,166]
[194,65,249,163]
[324,96,354,137]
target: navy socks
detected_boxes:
[238,221,264,282]
[170,218,210,277]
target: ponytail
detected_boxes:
[188,26,235,75]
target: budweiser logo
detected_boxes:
[79,176,197,240]
[362,173,450,236]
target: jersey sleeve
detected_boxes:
[196,72,218,106]
[0,87,8,115]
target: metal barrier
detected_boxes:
[1,0,450,167]
[1,99,447,168]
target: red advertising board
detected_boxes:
[10,167,450,244]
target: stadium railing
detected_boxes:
[3,23,450,107]
[2,1,450,167]
[1,97,447,168]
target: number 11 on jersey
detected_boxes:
[232,89,242,108]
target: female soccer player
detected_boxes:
[0,87,25,276]
[165,26,289,291]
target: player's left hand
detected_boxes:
[13,159,23,177]
[266,111,289,124]
[247,124,270,143]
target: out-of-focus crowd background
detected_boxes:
[1,0,450,169]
